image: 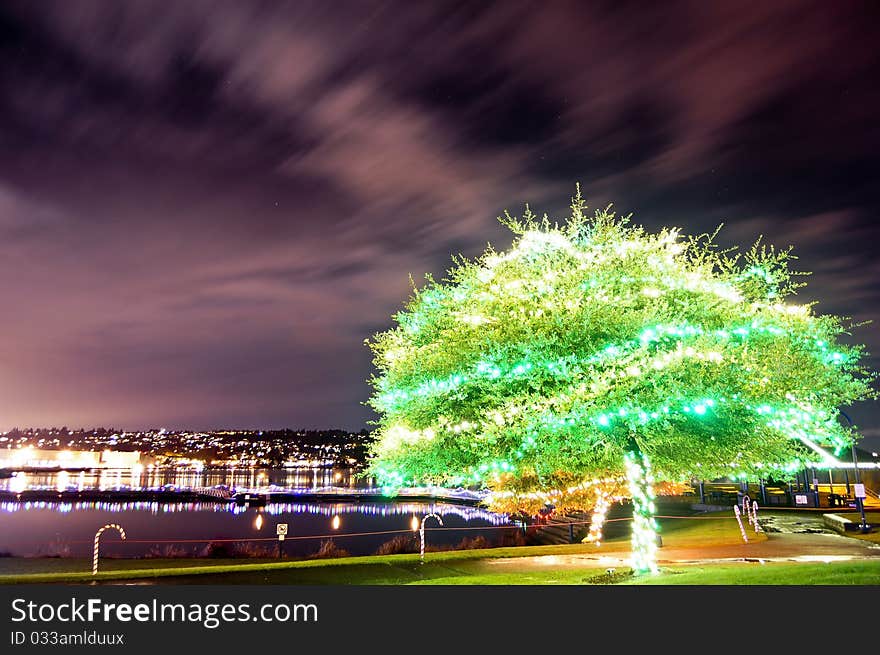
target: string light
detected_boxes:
[625,452,659,574]
[366,189,877,562]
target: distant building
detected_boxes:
[0,448,142,469]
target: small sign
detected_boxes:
[794,494,808,505]
[276,523,288,536]
[812,478,819,487]
[854,484,866,499]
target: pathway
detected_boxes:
[484,511,880,572]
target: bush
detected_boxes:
[499,529,527,547]
[375,535,418,556]
[309,540,351,560]
[229,541,277,558]
[454,535,491,551]
[145,544,195,559]
[200,542,234,558]
[39,540,71,558]
[198,541,276,559]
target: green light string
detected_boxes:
[372,393,846,488]
[366,194,876,533]
[376,321,845,414]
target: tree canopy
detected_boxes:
[366,189,876,512]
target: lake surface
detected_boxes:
[0,468,516,558]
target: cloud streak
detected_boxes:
[0,1,877,441]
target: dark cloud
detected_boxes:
[0,1,877,446]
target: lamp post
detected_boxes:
[840,411,868,533]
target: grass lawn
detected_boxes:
[0,546,630,584]
[413,560,880,585]
[0,511,775,585]
[620,560,880,585]
[3,551,877,586]
[645,509,765,547]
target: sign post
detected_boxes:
[842,410,869,533]
[853,485,869,533]
[276,523,288,558]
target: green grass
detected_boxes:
[413,560,880,585]
[10,555,877,586]
[621,560,880,585]
[646,510,766,547]
[0,511,785,585]
[0,546,619,584]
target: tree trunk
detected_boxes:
[625,449,659,574]
[586,491,610,545]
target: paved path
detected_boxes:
[483,512,880,571]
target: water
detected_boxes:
[0,468,515,558]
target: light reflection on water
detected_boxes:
[0,466,366,493]
[0,500,508,522]
[0,468,516,559]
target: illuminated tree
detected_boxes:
[366,188,876,573]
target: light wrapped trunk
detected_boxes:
[585,490,611,545]
[624,450,659,574]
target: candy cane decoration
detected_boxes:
[751,500,763,532]
[742,495,753,528]
[733,506,748,543]
[93,523,126,575]
[419,513,443,564]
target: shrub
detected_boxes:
[454,535,491,551]
[200,541,234,558]
[230,541,277,558]
[40,540,71,558]
[499,529,527,547]
[375,535,418,555]
[309,540,351,560]
[145,544,195,559]
[197,541,276,558]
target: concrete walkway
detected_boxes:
[480,512,880,572]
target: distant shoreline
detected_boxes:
[0,487,485,507]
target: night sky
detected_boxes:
[1,1,878,448]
